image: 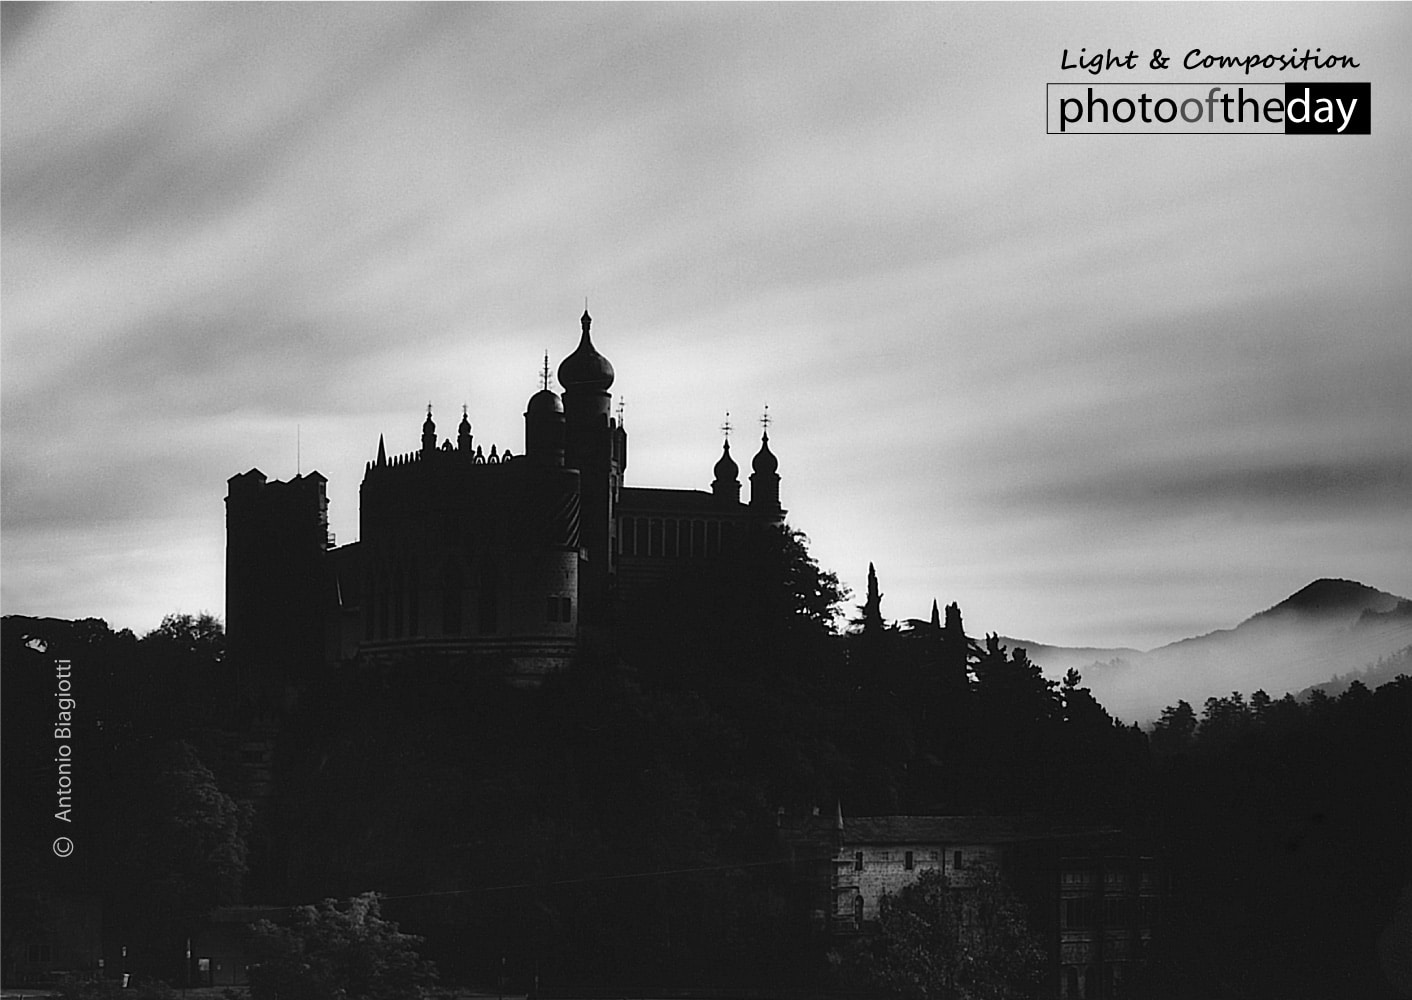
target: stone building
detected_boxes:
[225,311,786,692]
[779,809,1158,999]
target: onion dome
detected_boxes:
[557,310,615,393]
[527,388,564,415]
[752,432,778,475]
[423,407,436,435]
[714,440,738,481]
[458,409,471,435]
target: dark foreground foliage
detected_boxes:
[840,867,1045,1000]
[4,552,1410,998]
[247,894,435,1000]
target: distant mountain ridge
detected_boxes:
[1006,578,1412,724]
[1242,577,1405,625]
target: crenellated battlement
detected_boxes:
[364,442,516,476]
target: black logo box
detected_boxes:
[1284,82,1370,134]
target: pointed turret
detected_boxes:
[557,310,621,628]
[712,440,741,503]
[712,412,740,503]
[749,406,782,518]
[458,406,472,453]
[525,354,566,466]
[421,404,437,455]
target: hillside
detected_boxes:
[1018,578,1412,723]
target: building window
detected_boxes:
[953,850,963,870]
[853,894,864,924]
[547,595,560,622]
[1102,895,1130,928]
[1063,896,1097,929]
[854,851,864,872]
[561,596,572,621]
[905,850,915,870]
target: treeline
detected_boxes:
[1140,676,1412,999]
[1,614,247,984]
[4,531,1410,997]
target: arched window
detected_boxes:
[853,894,864,925]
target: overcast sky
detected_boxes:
[3,3,1409,650]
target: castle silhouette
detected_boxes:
[226,311,786,688]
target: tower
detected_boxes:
[712,414,741,504]
[422,405,437,455]
[525,354,566,466]
[750,407,784,520]
[557,310,621,627]
[225,469,331,709]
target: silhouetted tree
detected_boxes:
[856,562,886,636]
[248,894,436,1000]
[1150,700,1197,755]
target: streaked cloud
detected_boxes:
[3,3,1410,654]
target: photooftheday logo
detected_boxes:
[1046,82,1370,134]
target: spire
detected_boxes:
[712,415,741,504]
[458,405,472,452]
[749,405,781,514]
[376,434,387,467]
[930,599,941,630]
[422,403,436,454]
[541,352,552,391]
